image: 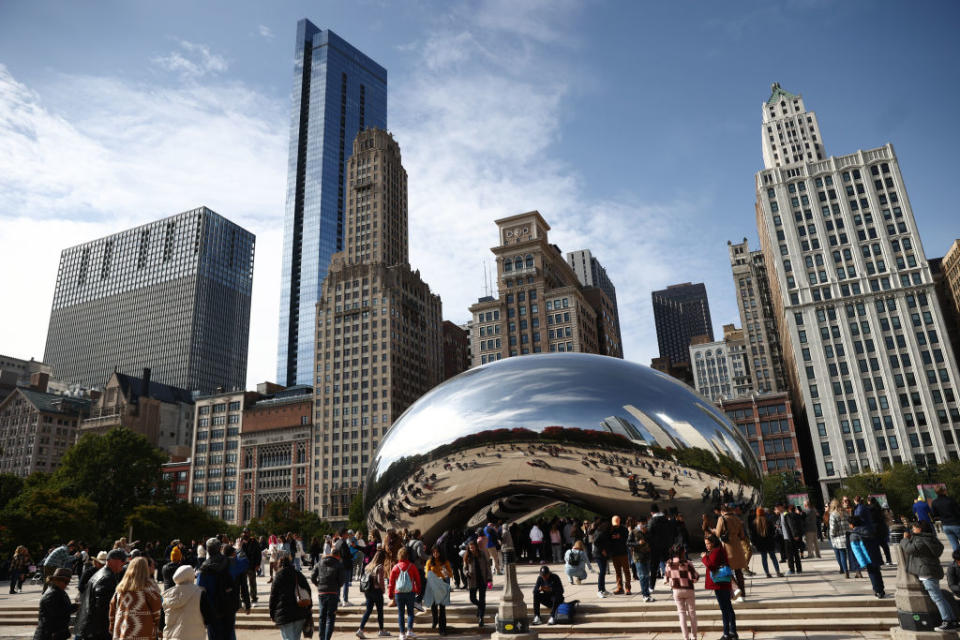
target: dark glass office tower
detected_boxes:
[43,207,254,393]
[277,19,388,386]
[651,282,714,366]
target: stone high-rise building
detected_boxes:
[442,321,470,380]
[652,282,713,368]
[44,207,254,393]
[469,212,622,366]
[728,239,789,393]
[277,20,388,387]
[690,324,752,404]
[567,249,622,348]
[754,84,960,496]
[312,129,443,520]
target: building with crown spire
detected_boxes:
[311,129,443,520]
[754,84,960,497]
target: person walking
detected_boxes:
[483,522,502,575]
[803,501,821,559]
[424,546,452,635]
[933,487,960,552]
[462,540,491,629]
[240,529,262,604]
[76,549,126,640]
[356,550,390,639]
[8,545,31,594]
[914,496,934,525]
[312,545,348,640]
[563,540,589,586]
[270,551,313,640]
[714,504,748,602]
[531,565,564,626]
[901,521,957,630]
[848,516,885,599]
[388,547,422,640]
[607,515,631,595]
[35,568,76,640]
[664,545,699,640]
[748,508,782,578]
[781,504,804,575]
[162,565,213,640]
[108,556,162,640]
[701,534,737,640]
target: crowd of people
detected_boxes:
[10,486,960,640]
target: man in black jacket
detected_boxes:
[312,548,347,640]
[782,505,805,575]
[933,487,960,553]
[902,521,956,630]
[608,515,631,595]
[197,538,240,640]
[75,549,125,640]
[531,565,564,625]
[240,528,262,603]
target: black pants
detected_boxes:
[532,590,562,619]
[431,604,447,632]
[360,589,384,630]
[451,555,464,588]
[787,539,803,573]
[865,562,885,596]
[246,568,258,602]
[469,584,487,621]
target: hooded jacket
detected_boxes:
[162,566,211,640]
[269,565,311,625]
[311,554,346,594]
[900,532,945,580]
[388,560,422,599]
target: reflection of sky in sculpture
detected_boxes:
[372,353,757,472]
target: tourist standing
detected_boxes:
[531,565,564,626]
[664,545,699,640]
[240,529,262,604]
[701,534,737,640]
[592,521,611,598]
[828,499,851,575]
[76,549,126,640]
[8,545,31,594]
[563,540,589,585]
[312,545,348,640]
[748,508,782,578]
[715,504,748,601]
[914,496,934,524]
[901,521,956,630]
[388,547,422,640]
[356,550,389,639]
[607,515,631,595]
[484,522,502,575]
[781,504,804,575]
[803,501,821,558]
[35,568,76,640]
[108,557,162,640]
[627,519,654,601]
[270,551,313,640]
[933,487,960,552]
[162,565,213,640]
[162,547,184,590]
[462,540,490,629]
[197,538,240,640]
[549,524,563,564]
[424,546,452,636]
[529,523,544,563]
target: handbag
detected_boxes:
[297,581,312,608]
[709,547,733,583]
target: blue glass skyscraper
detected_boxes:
[277,19,387,386]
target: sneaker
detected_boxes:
[734,596,745,604]
[786,570,794,576]
[414,602,424,612]
[357,631,367,639]
[532,616,542,625]
[575,577,582,585]
[733,588,741,598]
[406,632,417,639]
[644,596,655,603]
[935,622,954,631]
[398,634,405,640]
[343,600,352,606]
[378,632,391,637]
[547,617,556,625]
[613,589,624,595]
[598,591,608,599]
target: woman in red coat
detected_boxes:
[701,533,737,640]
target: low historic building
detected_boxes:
[721,392,805,482]
[161,459,191,501]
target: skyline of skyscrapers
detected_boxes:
[277,19,388,387]
[43,206,254,394]
[651,281,714,368]
[754,84,960,496]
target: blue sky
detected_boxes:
[1,0,959,386]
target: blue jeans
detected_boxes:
[359,589,384,630]
[943,525,960,552]
[596,556,608,592]
[342,579,351,603]
[921,578,955,623]
[759,550,780,576]
[395,591,416,633]
[636,560,651,597]
[317,592,339,640]
[714,589,737,637]
[279,619,306,640]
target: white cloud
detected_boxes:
[258,25,275,40]
[153,40,229,79]
[0,63,286,386]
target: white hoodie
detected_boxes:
[162,565,206,640]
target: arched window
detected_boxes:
[503,259,513,272]
[525,254,534,268]
[514,256,523,271]
[242,498,251,522]
[297,443,306,464]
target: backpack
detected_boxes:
[395,566,413,593]
[567,550,583,566]
[211,565,239,617]
[359,571,371,593]
[554,599,578,624]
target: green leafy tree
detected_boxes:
[246,501,333,541]
[0,473,24,511]
[0,486,98,557]
[761,471,806,508]
[348,492,367,536]
[52,427,168,540]
[125,503,232,545]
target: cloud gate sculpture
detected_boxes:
[365,353,762,542]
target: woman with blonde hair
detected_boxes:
[8,545,31,594]
[828,498,855,577]
[563,540,589,585]
[109,556,162,639]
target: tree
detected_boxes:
[0,473,24,511]
[761,471,807,508]
[348,492,367,536]
[125,503,233,545]
[0,485,98,557]
[246,501,333,541]
[52,427,168,540]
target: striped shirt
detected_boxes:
[664,559,699,591]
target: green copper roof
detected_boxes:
[766,82,799,106]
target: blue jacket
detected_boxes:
[849,526,881,569]
[913,500,933,523]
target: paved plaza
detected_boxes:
[1,535,947,639]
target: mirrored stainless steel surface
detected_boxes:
[365,353,762,542]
